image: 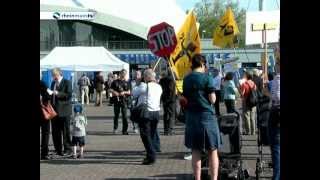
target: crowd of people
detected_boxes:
[40,52,280,180]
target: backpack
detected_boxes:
[245,82,258,108]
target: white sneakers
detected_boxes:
[184,153,192,160]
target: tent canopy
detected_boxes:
[40,46,129,72]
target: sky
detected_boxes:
[175,0,280,12]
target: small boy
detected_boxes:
[71,104,87,159]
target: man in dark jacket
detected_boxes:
[159,71,176,135]
[50,68,73,156]
[95,72,104,106]
[252,68,263,94]
[110,69,131,135]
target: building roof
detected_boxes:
[40,0,187,40]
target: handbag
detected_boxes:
[41,101,57,120]
[130,83,149,123]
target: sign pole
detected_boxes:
[264,26,268,84]
[252,22,276,87]
[152,57,162,71]
[166,56,177,83]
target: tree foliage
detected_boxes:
[194,0,246,47]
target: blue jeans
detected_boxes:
[152,129,161,151]
[269,107,280,180]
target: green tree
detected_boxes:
[194,0,246,47]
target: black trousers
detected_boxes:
[224,99,236,114]
[51,116,72,154]
[113,103,128,133]
[163,101,175,134]
[214,90,221,116]
[40,119,50,157]
[139,111,160,161]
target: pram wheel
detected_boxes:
[201,170,211,180]
[255,158,262,180]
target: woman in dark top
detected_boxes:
[182,54,221,180]
[89,78,95,102]
[40,80,51,160]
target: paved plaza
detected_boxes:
[40,102,273,180]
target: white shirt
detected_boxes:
[71,114,87,137]
[56,76,63,84]
[212,75,222,90]
[132,82,162,111]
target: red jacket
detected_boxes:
[240,80,256,99]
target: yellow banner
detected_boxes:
[175,80,183,94]
[213,7,239,48]
[169,10,201,83]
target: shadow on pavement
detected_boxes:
[87,130,185,136]
[85,150,144,155]
[41,150,187,165]
[105,173,192,180]
[85,150,186,160]
[41,159,142,165]
[86,131,139,136]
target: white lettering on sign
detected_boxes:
[148,26,176,53]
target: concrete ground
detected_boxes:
[40,101,273,180]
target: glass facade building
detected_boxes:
[40,20,148,51]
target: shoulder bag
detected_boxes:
[41,101,57,120]
[130,83,149,123]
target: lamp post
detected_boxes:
[202,30,206,38]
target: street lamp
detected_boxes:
[202,30,206,38]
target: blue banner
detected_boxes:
[114,53,231,64]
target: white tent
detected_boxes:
[40,46,129,72]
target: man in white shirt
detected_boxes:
[132,68,162,165]
[212,68,222,116]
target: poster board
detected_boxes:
[245,10,280,45]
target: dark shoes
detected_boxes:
[72,154,77,159]
[56,152,64,156]
[142,158,155,165]
[63,151,73,156]
[122,132,129,135]
[40,155,50,160]
[72,154,84,159]
[164,131,175,136]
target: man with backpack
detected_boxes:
[240,71,258,135]
[78,74,91,105]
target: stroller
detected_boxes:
[200,111,249,180]
[255,94,272,180]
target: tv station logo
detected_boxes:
[40,11,96,20]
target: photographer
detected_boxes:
[110,69,131,135]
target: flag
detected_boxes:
[169,10,201,83]
[213,7,239,48]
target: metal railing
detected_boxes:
[40,40,148,51]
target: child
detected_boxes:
[71,104,87,159]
